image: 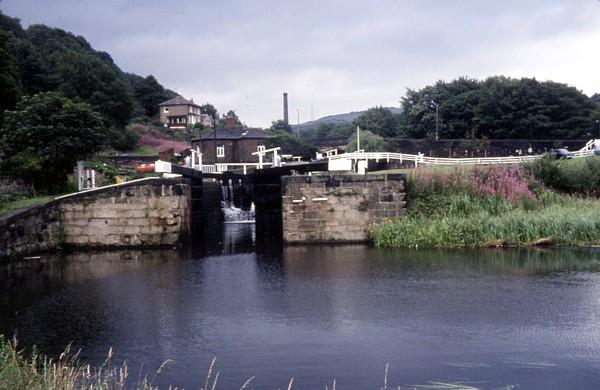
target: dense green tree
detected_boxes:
[200,103,218,118]
[399,77,596,139]
[0,92,106,192]
[0,29,22,121]
[0,12,174,128]
[107,126,140,151]
[269,119,292,133]
[353,106,401,138]
[300,123,354,140]
[219,110,245,128]
[127,73,175,117]
[266,131,317,160]
[54,51,133,126]
[346,130,385,152]
[591,107,600,138]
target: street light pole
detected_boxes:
[213,113,217,164]
[431,100,439,141]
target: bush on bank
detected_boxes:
[370,163,600,248]
[526,156,600,196]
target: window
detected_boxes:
[164,107,169,113]
[257,145,265,152]
[217,145,225,158]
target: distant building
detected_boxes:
[158,96,214,129]
[191,114,271,164]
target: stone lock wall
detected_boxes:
[59,179,191,248]
[0,178,192,259]
[0,203,62,260]
[281,174,406,243]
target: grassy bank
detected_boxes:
[0,336,167,390]
[1,336,405,390]
[370,162,600,248]
[0,196,54,215]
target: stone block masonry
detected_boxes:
[0,178,192,259]
[281,174,406,243]
[0,203,61,260]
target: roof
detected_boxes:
[193,128,271,141]
[158,95,201,107]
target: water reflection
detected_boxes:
[1,230,600,389]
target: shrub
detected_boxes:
[527,157,600,196]
[469,165,537,205]
[0,92,106,194]
[108,126,140,151]
[370,164,600,248]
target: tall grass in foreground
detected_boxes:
[0,336,161,390]
[2,337,411,390]
[370,165,600,248]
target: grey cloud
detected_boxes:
[2,0,599,127]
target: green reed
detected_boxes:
[370,165,600,248]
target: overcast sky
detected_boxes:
[2,0,600,127]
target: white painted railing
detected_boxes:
[252,147,282,169]
[328,139,599,167]
[201,165,216,174]
[201,162,274,175]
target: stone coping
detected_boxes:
[283,173,406,183]
[54,177,187,200]
[0,177,188,226]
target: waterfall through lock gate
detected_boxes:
[220,178,255,224]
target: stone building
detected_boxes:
[158,96,214,129]
[191,115,271,164]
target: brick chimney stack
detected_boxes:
[283,92,289,125]
[225,113,235,129]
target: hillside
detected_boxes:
[0,10,176,128]
[291,107,403,131]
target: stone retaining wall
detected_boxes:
[59,179,191,248]
[0,178,192,259]
[282,174,406,243]
[0,202,61,260]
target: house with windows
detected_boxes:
[191,115,271,164]
[158,96,214,129]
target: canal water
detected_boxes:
[2,224,600,389]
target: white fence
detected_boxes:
[328,139,599,168]
[200,162,273,174]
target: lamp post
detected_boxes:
[297,109,300,138]
[213,113,217,164]
[431,100,439,141]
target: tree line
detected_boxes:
[0,11,176,127]
[400,77,598,140]
[0,11,179,193]
[293,77,599,153]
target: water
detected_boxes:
[2,226,600,389]
[221,180,255,223]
